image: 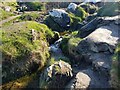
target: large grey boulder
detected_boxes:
[76,20,120,75]
[78,15,120,38]
[72,72,91,88]
[45,9,70,32]
[39,60,73,88]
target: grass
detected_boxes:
[2,73,37,89]
[68,37,82,47]
[111,43,120,88]
[1,21,55,83]
[0,8,14,21]
[19,12,40,21]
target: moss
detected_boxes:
[68,37,82,48]
[54,65,62,74]
[75,6,88,20]
[111,43,120,88]
[2,73,37,89]
[19,2,46,11]
[1,21,54,83]
[19,12,40,21]
[0,2,18,12]
[68,13,82,31]
[80,3,98,14]
[1,21,52,59]
[60,37,70,55]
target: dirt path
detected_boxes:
[0,15,21,25]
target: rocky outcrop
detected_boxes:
[78,15,119,38]
[77,20,120,75]
[39,60,73,88]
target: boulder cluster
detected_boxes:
[1,2,120,89]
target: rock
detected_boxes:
[49,9,67,18]
[4,6,11,12]
[45,9,70,32]
[39,60,73,88]
[79,3,98,14]
[74,72,91,88]
[67,3,78,12]
[48,31,60,44]
[76,21,120,75]
[84,0,101,3]
[66,68,110,89]
[78,15,120,38]
[97,2,119,17]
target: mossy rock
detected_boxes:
[97,2,120,17]
[60,31,79,55]
[1,21,54,83]
[44,16,65,32]
[74,6,88,20]
[80,3,98,14]
[68,37,82,61]
[39,60,73,88]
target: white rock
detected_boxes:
[84,0,101,3]
[75,72,91,88]
[49,9,67,18]
[5,6,11,12]
[67,3,77,11]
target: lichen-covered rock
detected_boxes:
[1,21,54,83]
[39,60,73,88]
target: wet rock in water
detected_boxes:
[67,3,78,13]
[39,60,73,88]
